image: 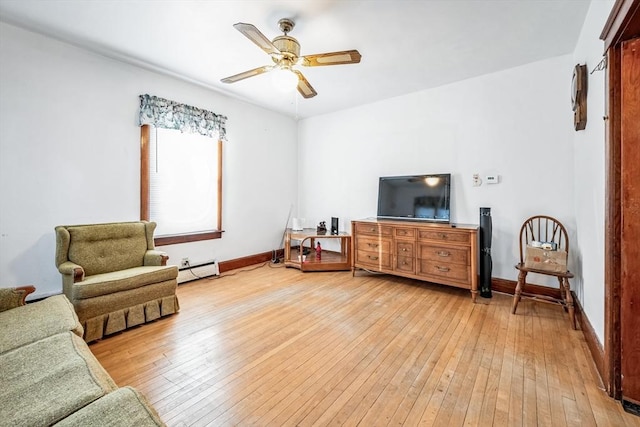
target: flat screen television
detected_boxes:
[377,174,451,223]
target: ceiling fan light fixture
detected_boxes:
[271,67,298,92]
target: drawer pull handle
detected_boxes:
[402,248,408,252]
[367,243,379,248]
[370,228,376,232]
[368,255,379,261]
[438,233,448,239]
[436,266,450,272]
[437,251,450,257]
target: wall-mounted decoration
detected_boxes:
[572,64,588,131]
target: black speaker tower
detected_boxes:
[479,207,492,298]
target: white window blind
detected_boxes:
[149,127,219,236]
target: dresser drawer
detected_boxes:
[394,227,415,238]
[395,256,415,273]
[418,260,469,283]
[354,222,393,237]
[396,241,415,257]
[418,244,469,265]
[418,229,470,245]
[356,250,392,269]
[355,237,392,254]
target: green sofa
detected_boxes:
[0,286,165,426]
[55,221,179,342]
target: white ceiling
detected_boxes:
[0,0,590,119]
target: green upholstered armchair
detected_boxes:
[55,221,179,342]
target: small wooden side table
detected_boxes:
[284,228,352,272]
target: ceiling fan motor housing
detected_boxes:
[272,35,300,60]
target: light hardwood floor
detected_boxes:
[90,264,640,427]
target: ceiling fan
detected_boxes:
[221,18,361,98]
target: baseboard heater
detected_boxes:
[177,261,219,284]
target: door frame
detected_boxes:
[601,0,640,400]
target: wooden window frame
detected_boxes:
[140,124,223,246]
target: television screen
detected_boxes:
[377,174,451,222]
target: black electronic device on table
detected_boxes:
[331,217,339,235]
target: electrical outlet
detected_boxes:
[181,258,190,268]
[472,173,482,187]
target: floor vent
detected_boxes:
[177,261,219,284]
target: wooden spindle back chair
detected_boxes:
[511,215,576,329]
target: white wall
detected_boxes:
[0,22,298,299]
[571,0,614,344]
[298,54,576,287]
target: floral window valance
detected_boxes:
[138,94,227,140]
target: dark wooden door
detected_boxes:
[621,36,640,407]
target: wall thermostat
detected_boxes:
[485,175,499,184]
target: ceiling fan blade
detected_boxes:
[293,70,317,98]
[221,65,274,83]
[233,23,280,56]
[300,50,362,67]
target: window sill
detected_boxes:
[154,230,223,246]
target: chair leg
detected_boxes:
[558,277,567,311]
[511,270,527,314]
[563,278,576,330]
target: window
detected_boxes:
[138,94,226,246]
[141,125,222,245]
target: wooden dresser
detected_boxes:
[352,219,479,301]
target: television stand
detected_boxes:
[352,219,478,301]
[284,229,352,272]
